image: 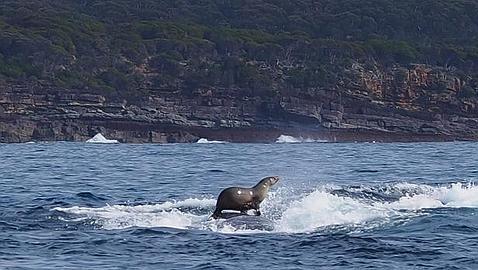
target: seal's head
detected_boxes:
[262,176,279,186]
[252,176,280,202]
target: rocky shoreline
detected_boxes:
[2,66,478,144]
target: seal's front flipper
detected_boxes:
[209,209,222,220]
[254,210,261,216]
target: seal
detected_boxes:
[210,176,279,219]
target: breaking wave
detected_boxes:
[275,135,328,144]
[196,138,227,144]
[53,198,216,230]
[53,182,478,234]
[86,133,119,144]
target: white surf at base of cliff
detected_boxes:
[275,135,328,143]
[86,133,119,144]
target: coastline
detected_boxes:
[0,124,473,144]
[1,81,478,144]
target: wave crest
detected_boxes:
[53,182,478,233]
[196,138,227,144]
[275,135,327,143]
[53,198,215,230]
[86,133,119,144]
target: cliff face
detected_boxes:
[1,62,477,143]
[1,0,478,143]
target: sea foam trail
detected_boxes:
[278,182,478,233]
[391,182,478,209]
[53,182,478,233]
[276,191,391,233]
[54,198,216,230]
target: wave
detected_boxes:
[86,133,119,144]
[196,138,227,144]
[275,135,328,144]
[52,182,478,234]
[53,198,216,230]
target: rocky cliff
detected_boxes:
[1,62,477,143]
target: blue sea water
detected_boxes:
[1,140,478,269]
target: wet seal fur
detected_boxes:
[210,176,279,219]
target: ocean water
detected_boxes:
[1,140,478,269]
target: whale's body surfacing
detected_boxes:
[217,214,275,231]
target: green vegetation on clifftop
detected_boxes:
[0,0,477,100]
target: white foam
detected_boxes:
[54,198,216,214]
[277,191,391,233]
[196,138,227,144]
[426,182,478,208]
[53,183,478,234]
[86,133,119,144]
[387,194,444,210]
[53,198,215,230]
[275,135,327,144]
[276,182,478,233]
